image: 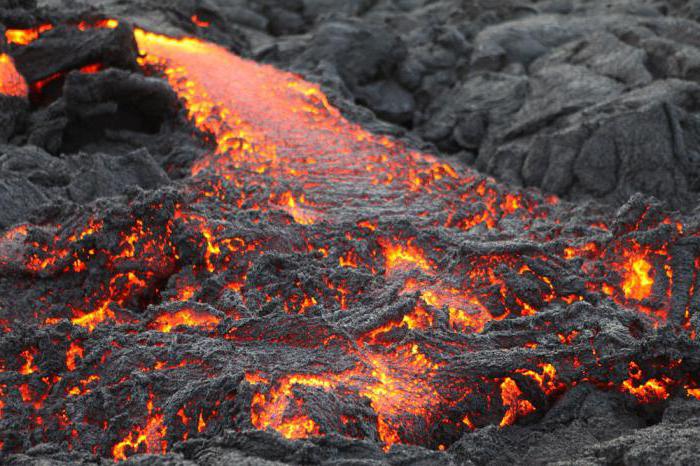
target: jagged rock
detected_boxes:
[0,170,51,228]
[0,95,28,143]
[64,149,170,203]
[356,80,415,125]
[278,19,407,94]
[419,73,527,151]
[12,22,139,83]
[0,143,170,222]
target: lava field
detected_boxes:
[1,1,700,465]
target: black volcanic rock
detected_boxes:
[0,143,170,227]
[63,149,171,204]
[419,72,527,152]
[2,1,700,466]
[0,95,28,143]
[271,18,408,99]
[573,416,700,465]
[60,69,180,152]
[11,22,139,84]
[0,169,51,228]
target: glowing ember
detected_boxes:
[0,54,28,97]
[112,398,167,461]
[249,374,334,438]
[191,14,210,28]
[5,24,53,45]
[622,255,655,301]
[621,362,670,403]
[19,349,38,375]
[149,309,220,333]
[499,377,535,427]
[381,240,432,274]
[65,341,84,371]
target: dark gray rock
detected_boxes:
[481,79,700,209]
[575,419,700,465]
[64,149,170,204]
[419,73,527,151]
[470,14,601,72]
[275,19,407,95]
[0,95,28,143]
[530,32,652,88]
[0,170,51,228]
[356,80,415,125]
[0,143,170,226]
[12,22,139,84]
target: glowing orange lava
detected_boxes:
[0,54,28,97]
[150,309,220,333]
[66,341,84,371]
[0,20,694,461]
[191,15,210,28]
[499,377,535,427]
[621,362,670,403]
[381,240,432,274]
[112,399,167,461]
[622,255,654,301]
[5,24,53,45]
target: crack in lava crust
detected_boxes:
[1,22,700,461]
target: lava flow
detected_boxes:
[0,19,699,463]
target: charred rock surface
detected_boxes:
[0,1,700,466]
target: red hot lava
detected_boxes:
[0,19,698,462]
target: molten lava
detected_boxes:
[622,255,655,301]
[5,24,53,45]
[112,397,167,460]
[499,377,536,427]
[149,309,220,333]
[0,19,697,463]
[0,54,28,97]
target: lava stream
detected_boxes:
[0,20,697,462]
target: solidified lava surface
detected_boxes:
[1,2,700,465]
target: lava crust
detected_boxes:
[1,1,700,465]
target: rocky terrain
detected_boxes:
[0,1,700,465]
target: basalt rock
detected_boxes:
[12,22,139,84]
[1,2,700,466]
[0,143,171,227]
